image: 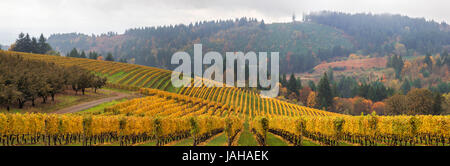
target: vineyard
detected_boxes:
[1,50,338,118]
[0,113,242,146]
[252,115,449,146]
[0,50,449,146]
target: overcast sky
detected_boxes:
[1,0,449,45]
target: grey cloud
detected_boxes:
[1,0,449,45]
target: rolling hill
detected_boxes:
[1,50,339,118]
[47,19,354,73]
[1,50,449,147]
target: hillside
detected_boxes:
[298,57,388,82]
[2,11,449,148]
[1,50,339,118]
[305,11,450,54]
[47,19,353,73]
[46,13,450,75]
[1,50,449,147]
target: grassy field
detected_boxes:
[205,133,227,146]
[238,122,259,146]
[172,138,194,146]
[301,140,321,146]
[266,133,289,146]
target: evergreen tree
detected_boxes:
[119,58,127,63]
[287,73,299,95]
[317,72,333,110]
[394,55,404,79]
[14,33,26,51]
[412,78,422,88]
[401,79,411,94]
[308,80,316,91]
[31,37,38,53]
[37,34,52,54]
[327,68,334,83]
[337,76,358,98]
[387,55,404,79]
[259,19,266,29]
[88,51,99,59]
[331,82,338,98]
[11,33,52,54]
[105,53,114,61]
[80,51,87,58]
[366,81,389,102]
[280,73,287,87]
[68,48,79,58]
[296,78,302,90]
[23,34,32,52]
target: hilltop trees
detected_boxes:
[10,33,53,54]
[105,53,114,61]
[38,34,52,54]
[66,48,106,61]
[88,51,99,59]
[47,17,353,74]
[259,19,266,29]
[67,48,80,57]
[0,53,107,111]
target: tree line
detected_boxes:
[279,69,447,115]
[281,70,394,107]
[47,17,352,74]
[66,48,127,62]
[0,53,107,111]
[8,33,126,63]
[9,33,53,55]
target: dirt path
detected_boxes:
[53,89,133,114]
